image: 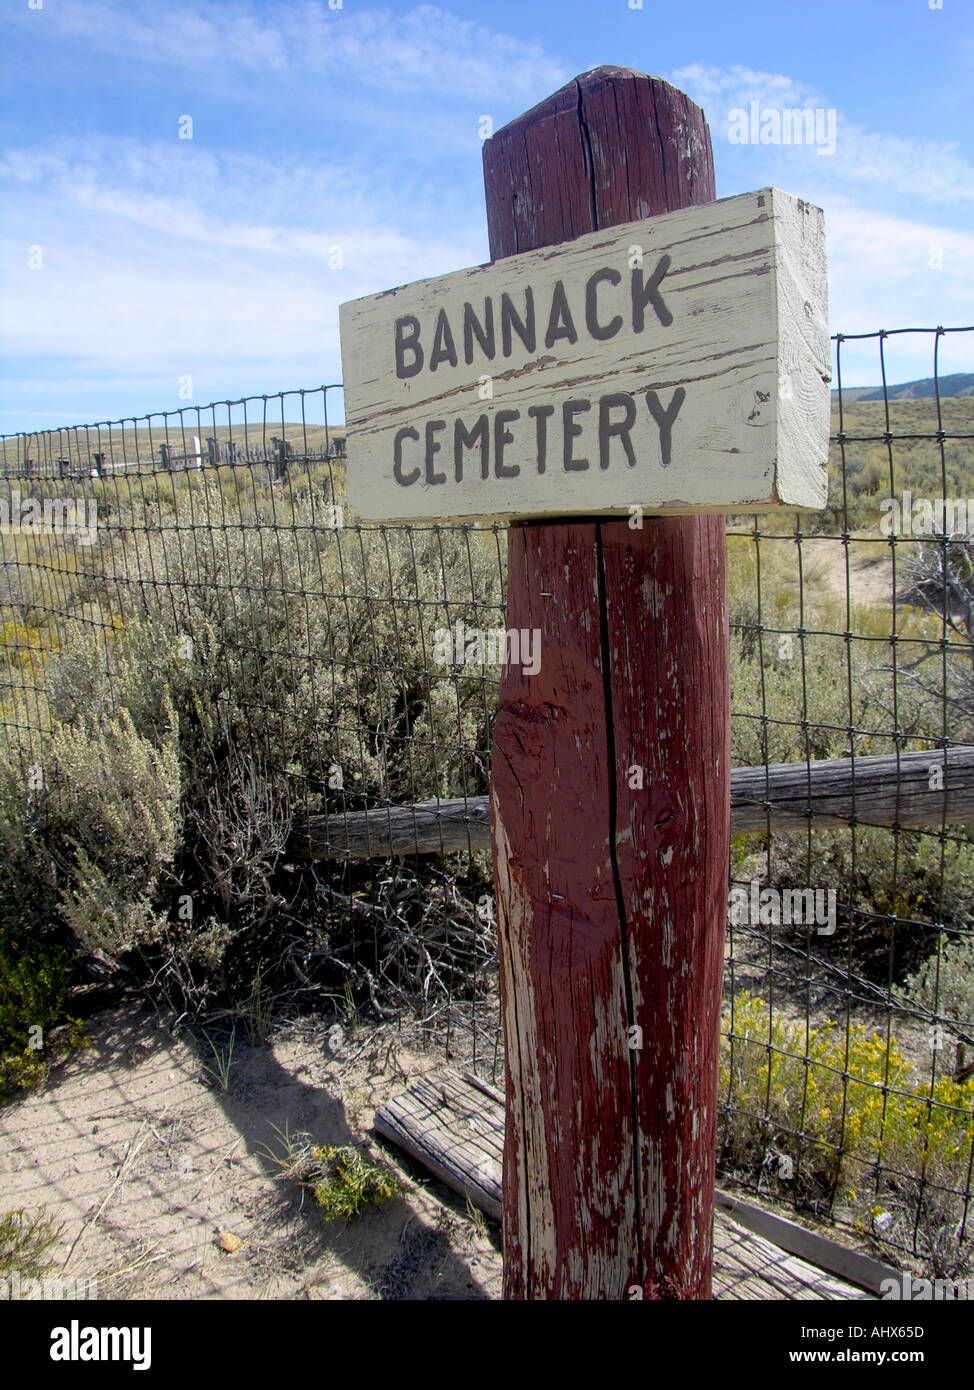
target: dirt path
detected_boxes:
[803,537,896,611]
[0,1003,502,1300]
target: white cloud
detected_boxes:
[1,133,486,272]
[35,0,290,71]
[671,63,974,206]
[672,63,818,113]
[821,197,974,325]
[803,197,974,382]
[11,0,568,103]
[0,134,488,415]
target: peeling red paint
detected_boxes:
[485,67,730,1301]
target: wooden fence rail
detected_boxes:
[297,746,974,861]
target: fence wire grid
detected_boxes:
[1,326,973,1278]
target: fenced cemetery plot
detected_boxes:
[2,66,974,1300]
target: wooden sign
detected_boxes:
[338,186,830,523]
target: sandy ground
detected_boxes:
[800,537,897,611]
[0,1002,502,1300]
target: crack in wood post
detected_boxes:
[595,520,644,1288]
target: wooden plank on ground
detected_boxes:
[374,1071,503,1221]
[714,1189,899,1296]
[373,1069,875,1300]
[713,1220,871,1301]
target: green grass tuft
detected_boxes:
[0,1205,64,1280]
[265,1125,403,1222]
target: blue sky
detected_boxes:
[1,0,972,433]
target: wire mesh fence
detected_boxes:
[1,327,972,1277]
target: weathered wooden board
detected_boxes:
[713,1222,872,1302]
[373,1070,505,1221]
[714,1190,899,1297]
[373,1071,876,1300]
[294,746,974,860]
[339,187,830,522]
[730,745,974,832]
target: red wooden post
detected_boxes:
[484,67,730,1300]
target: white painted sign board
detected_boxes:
[338,187,830,523]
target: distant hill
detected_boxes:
[833,373,974,403]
